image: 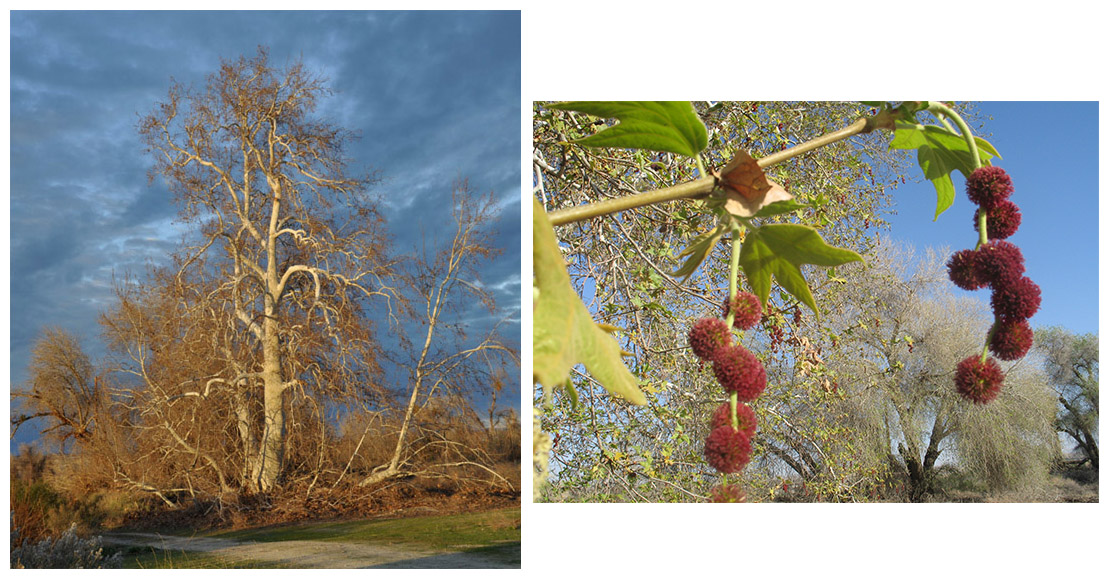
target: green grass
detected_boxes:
[111,545,293,569]
[210,507,520,552]
[106,507,520,568]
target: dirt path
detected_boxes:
[101,532,517,569]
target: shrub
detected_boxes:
[10,520,123,569]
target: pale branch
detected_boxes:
[545,116,880,226]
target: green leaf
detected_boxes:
[669,225,727,279]
[757,224,865,268]
[739,225,863,315]
[974,135,1002,160]
[890,124,995,220]
[751,199,809,219]
[533,200,647,405]
[545,101,709,158]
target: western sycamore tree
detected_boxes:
[138,48,395,492]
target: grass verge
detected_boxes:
[211,507,520,552]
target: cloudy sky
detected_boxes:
[7,10,521,447]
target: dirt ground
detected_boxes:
[101,531,517,569]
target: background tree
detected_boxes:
[821,241,1057,500]
[11,328,105,449]
[1034,326,1098,470]
[137,47,396,492]
[359,183,517,489]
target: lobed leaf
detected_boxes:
[533,200,647,405]
[890,124,995,220]
[739,224,863,315]
[545,101,709,158]
[751,199,809,219]
[669,225,727,279]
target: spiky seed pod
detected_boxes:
[975,198,1022,240]
[712,345,767,401]
[989,318,1034,361]
[688,318,732,361]
[704,425,753,473]
[966,165,1014,208]
[709,401,758,441]
[991,275,1042,321]
[978,240,1026,288]
[722,292,763,330]
[955,354,1005,404]
[947,248,988,290]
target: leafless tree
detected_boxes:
[358,183,517,489]
[135,47,396,492]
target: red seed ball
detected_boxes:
[975,198,1022,240]
[990,318,1034,361]
[704,425,753,473]
[991,276,1042,321]
[966,165,1014,208]
[709,401,758,441]
[955,354,1005,404]
[722,292,763,330]
[688,318,732,361]
[712,345,767,402]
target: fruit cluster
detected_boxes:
[687,291,767,483]
[946,166,1041,403]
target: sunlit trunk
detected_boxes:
[253,314,285,492]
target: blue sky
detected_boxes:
[7,10,521,449]
[886,101,1099,336]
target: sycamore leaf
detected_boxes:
[890,124,995,220]
[739,224,863,315]
[757,224,865,268]
[545,101,709,158]
[669,225,728,279]
[752,199,809,219]
[533,200,647,405]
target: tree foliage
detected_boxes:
[1034,327,1098,469]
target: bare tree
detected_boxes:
[136,47,396,492]
[359,183,517,489]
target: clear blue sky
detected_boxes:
[886,101,1099,336]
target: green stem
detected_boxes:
[547,116,881,227]
[981,319,998,364]
[926,102,982,173]
[976,207,989,248]
[694,154,708,179]
[547,176,716,227]
[730,391,739,431]
[727,224,743,327]
[926,102,996,362]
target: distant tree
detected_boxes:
[1034,327,1098,470]
[136,47,396,492]
[827,241,1057,500]
[11,328,104,448]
